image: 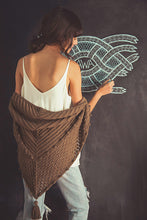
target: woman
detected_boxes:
[15,6,114,220]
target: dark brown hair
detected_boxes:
[28,6,83,59]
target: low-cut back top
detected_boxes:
[21,57,81,167]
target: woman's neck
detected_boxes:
[42,44,61,55]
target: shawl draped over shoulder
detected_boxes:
[8,92,92,201]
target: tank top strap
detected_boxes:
[22,57,25,77]
[61,58,70,84]
[22,57,28,80]
[64,59,70,76]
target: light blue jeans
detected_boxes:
[17,166,90,220]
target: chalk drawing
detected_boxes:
[69,34,139,94]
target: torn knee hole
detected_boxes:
[85,186,90,200]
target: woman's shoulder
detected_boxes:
[16,54,30,65]
[69,59,81,72]
[55,54,80,71]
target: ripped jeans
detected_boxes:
[18,166,90,220]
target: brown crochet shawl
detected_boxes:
[8,92,91,200]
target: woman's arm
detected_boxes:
[69,61,114,113]
[68,61,83,106]
[14,58,23,95]
[88,90,102,113]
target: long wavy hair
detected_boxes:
[28,6,83,59]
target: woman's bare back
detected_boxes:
[15,46,83,106]
[23,52,71,95]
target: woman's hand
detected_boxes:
[98,79,115,96]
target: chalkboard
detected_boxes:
[1,0,147,219]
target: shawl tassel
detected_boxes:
[31,200,41,220]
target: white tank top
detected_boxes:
[21,57,80,167]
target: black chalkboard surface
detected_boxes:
[1,0,147,219]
